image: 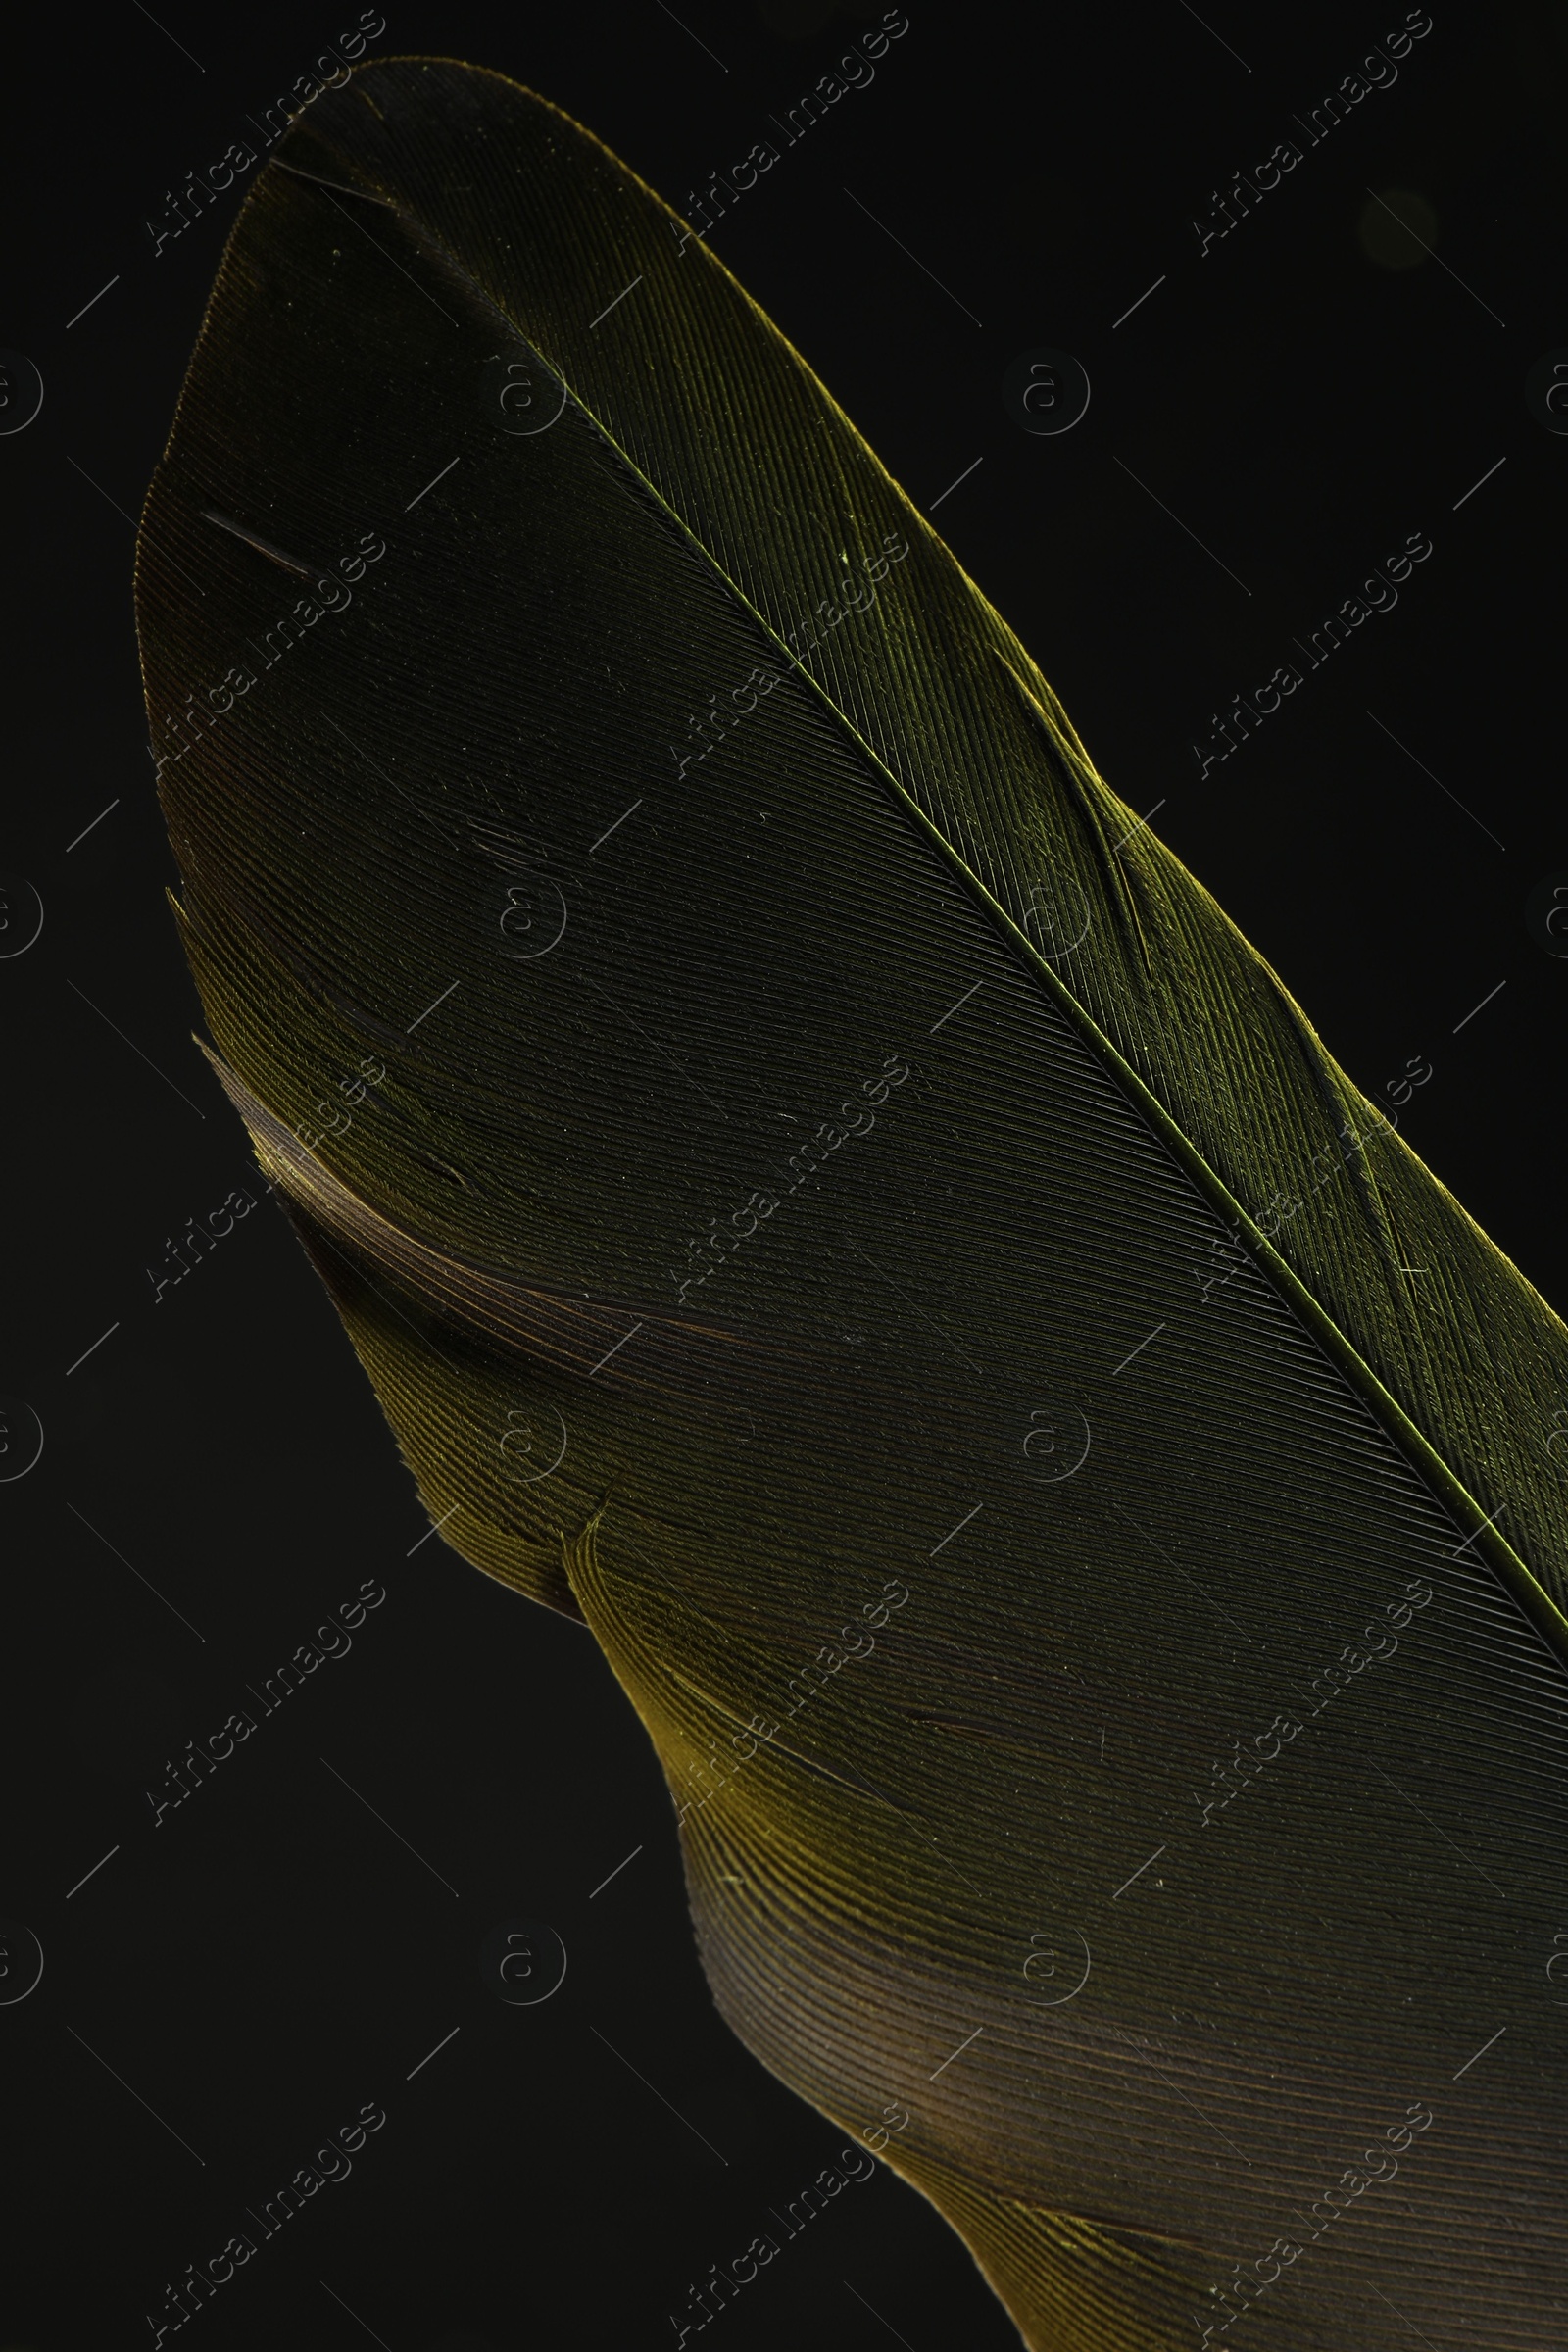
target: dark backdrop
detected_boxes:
[3,2,1565,2346]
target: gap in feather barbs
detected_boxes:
[668,539,907,779]
[669,1055,909,1303]
[669,9,909,258]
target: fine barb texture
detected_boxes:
[135,57,1567,2350]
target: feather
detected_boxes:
[135,58,1568,2349]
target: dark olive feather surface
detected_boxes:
[135,57,1568,2350]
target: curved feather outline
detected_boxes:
[133,58,1568,2352]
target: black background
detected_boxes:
[3,1,1565,2346]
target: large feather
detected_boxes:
[135,58,1568,2350]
